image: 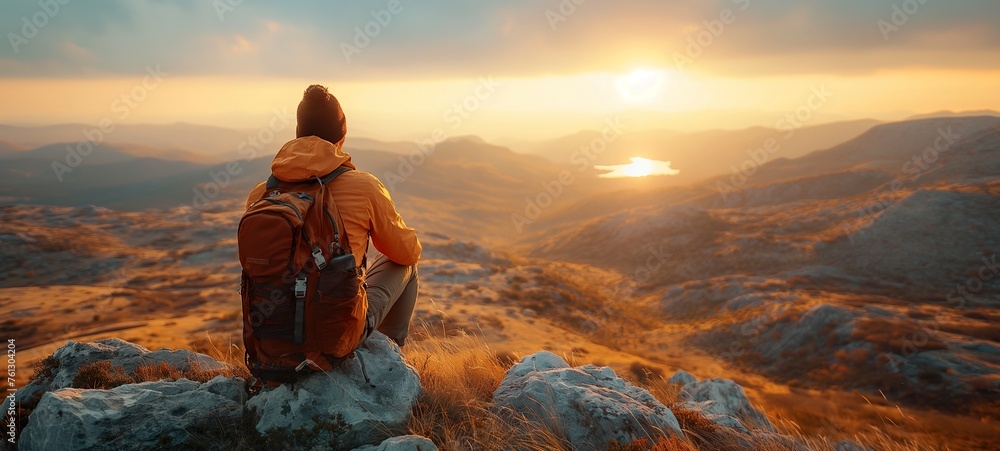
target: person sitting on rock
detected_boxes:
[244,84,421,347]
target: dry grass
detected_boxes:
[191,333,252,381]
[402,330,830,450]
[14,331,982,450]
[496,267,661,350]
[68,335,248,390]
[609,437,697,450]
[597,356,951,451]
[404,332,570,450]
[776,413,939,451]
[7,339,250,451]
[405,330,801,450]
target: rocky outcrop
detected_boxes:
[247,332,422,450]
[493,351,683,449]
[18,334,421,450]
[834,440,873,451]
[669,371,774,432]
[21,376,244,451]
[667,369,697,386]
[16,338,225,407]
[18,337,816,450]
[353,435,438,451]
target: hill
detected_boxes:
[0,123,272,158]
[523,119,881,185]
[527,117,1000,418]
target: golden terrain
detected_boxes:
[2,200,997,450]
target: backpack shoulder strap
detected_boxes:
[265,166,351,191]
[314,165,355,255]
[265,174,281,191]
[320,166,353,185]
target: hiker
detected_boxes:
[238,85,421,386]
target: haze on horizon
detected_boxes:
[1,0,999,141]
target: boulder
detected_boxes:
[21,376,244,451]
[17,338,225,406]
[834,440,872,451]
[667,370,697,386]
[353,435,438,451]
[493,351,683,449]
[679,378,774,432]
[247,332,421,450]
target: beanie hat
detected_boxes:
[296,84,347,145]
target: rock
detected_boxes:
[353,435,438,451]
[17,338,225,407]
[667,370,697,386]
[21,376,244,451]
[493,351,683,449]
[247,332,421,450]
[71,205,112,217]
[834,440,872,451]
[679,378,774,432]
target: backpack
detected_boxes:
[237,166,368,389]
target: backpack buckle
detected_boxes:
[294,274,307,299]
[311,245,327,270]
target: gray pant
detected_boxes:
[364,247,418,347]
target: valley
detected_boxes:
[1,115,999,449]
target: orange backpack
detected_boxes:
[238,166,367,388]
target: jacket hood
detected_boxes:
[270,136,356,182]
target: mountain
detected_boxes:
[345,136,422,155]
[0,136,610,243]
[0,123,504,161]
[0,123,285,158]
[0,141,215,164]
[0,139,28,154]
[907,109,1000,120]
[523,119,881,185]
[749,116,1000,185]
[525,117,1000,414]
[531,116,1000,288]
[362,137,606,244]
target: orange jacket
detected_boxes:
[245,136,421,267]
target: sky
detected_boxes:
[1,0,999,140]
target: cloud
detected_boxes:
[0,0,998,79]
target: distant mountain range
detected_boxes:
[519,119,882,184]
[906,109,1000,120]
[0,123,264,158]
[1,111,996,245]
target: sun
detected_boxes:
[622,157,656,177]
[616,68,666,102]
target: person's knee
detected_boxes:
[377,323,409,347]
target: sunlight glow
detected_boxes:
[595,157,680,178]
[616,68,666,103]
[624,157,654,177]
